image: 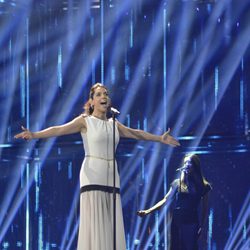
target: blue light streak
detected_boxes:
[243,222,247,243]
[207,4,212,13]
[57,45,62,88]
[228,204,233,238]
[26,18,30,129]
[68,161,72,179]
[154,212,160,249]
[25,163,30,250]
[130,11,133,48]
[92,59,96,85]
[208,208,214,250]
[7,126,11,142]
[214,66,219,110]
[38,212,43,250]
[0,144,12,148]
[21,163,25,189]
[125,64,130,81]
[111,66,115,84]
[163,158,168,249]
[90,17,94,36]
[143,117,147,131]
[163,8,167,131]
[137,120,140,129]
[20,65,25,118]
[58,161,62,171]
[126,233,130,250]
[65,218,79,250]
[126,114,130,127]
[241,57,244,71]
[141,158,145,181]
[193,39,197,54]
[240,83,244,121]
[60,183,80,249]
[8,37,11,55]
[101,0,104,83]
[35,163,40,213]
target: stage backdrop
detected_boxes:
[0,0,249,249]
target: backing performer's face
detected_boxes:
[183,156,194,175]
[91,87,110,114]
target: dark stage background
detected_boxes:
[0,0,250,249]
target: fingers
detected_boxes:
[137,210,145,217]
[162,129,180,147]
[14,133,28,140]
[14,126,31,140]
[23,134,30,140]
[164,135,180,147]
[170,137,180,147]
[21,126,28,131]
[14,132,23,139]
[163,129,170,136]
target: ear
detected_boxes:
[89,99,94,107]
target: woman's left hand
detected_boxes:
[14,126,34,140]
[161,128,180,147]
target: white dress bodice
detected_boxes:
[79,115,120,188]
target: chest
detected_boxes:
[86,118,119,145]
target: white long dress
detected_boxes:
[77,115,126,250]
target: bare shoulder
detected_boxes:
[115,120,128,135]
[75,114,87,132]
[116,120,128,130]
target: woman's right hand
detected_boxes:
[137,210,149,217]
[14,126,34,140]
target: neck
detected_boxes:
[181,174,191,185]
[92,111,107,120]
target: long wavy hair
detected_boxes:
[83,83,109,115]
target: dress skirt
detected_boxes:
[77,190,126,250]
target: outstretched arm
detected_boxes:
[137,186,175,217]
[14,115,86,140]
[117,122,180,147]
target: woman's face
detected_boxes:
[183,156,194,175]
[91,87,110,113]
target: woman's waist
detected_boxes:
[80,184,120,194]
[173,207,198,213]
[84,154,115,162]
[172,208,199,224]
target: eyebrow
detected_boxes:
[95,90,108,95]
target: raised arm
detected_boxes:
[117,121,180,147]
[137,186,175,217]
[14,115,87,140]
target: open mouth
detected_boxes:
[100,101,108,106]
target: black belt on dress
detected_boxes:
[80,184,120,194]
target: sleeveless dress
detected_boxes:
[77,115,126,250]
[170,179,211,250]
